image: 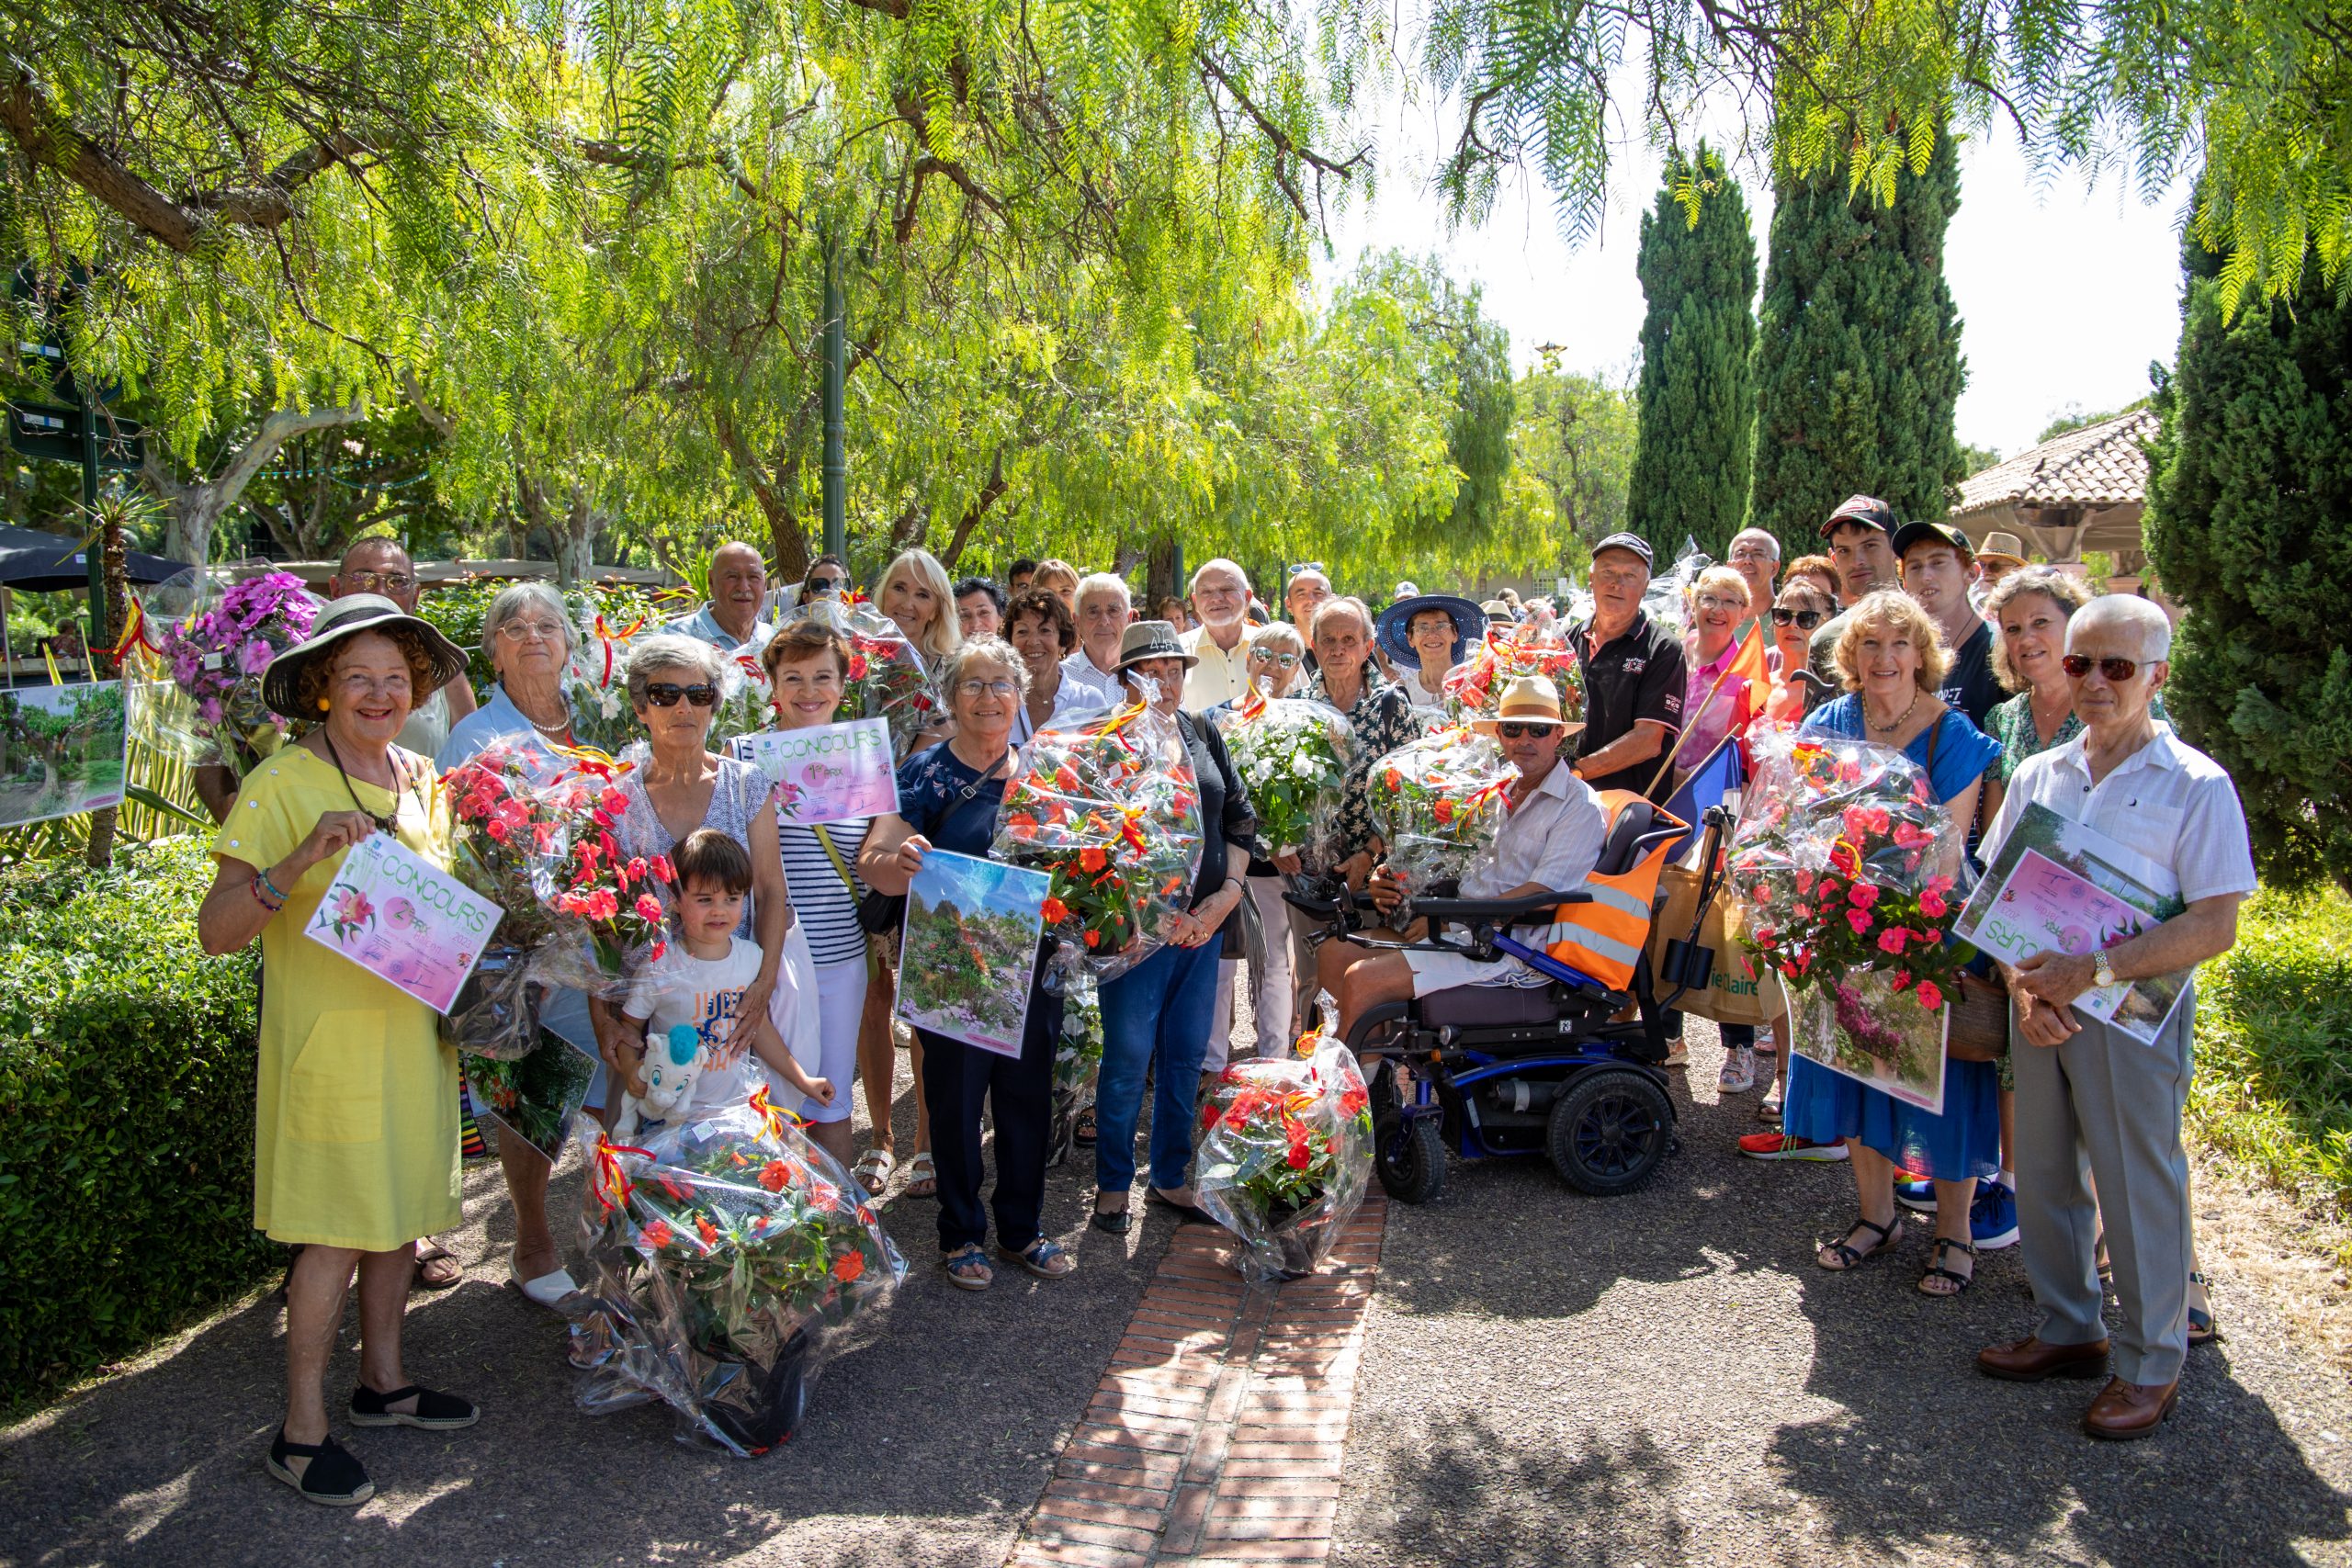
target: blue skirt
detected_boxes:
[1783,1053,2001,1183]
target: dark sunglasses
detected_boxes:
[643,682,719,708]
[806,574,847,592]
[1771,606,1826,629]
[1497,721,1561,739]
[2061,654,2143,682]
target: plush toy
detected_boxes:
[635,1022,707,1122]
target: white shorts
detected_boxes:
[1401,931,1547,998]
[791,956,868,1124]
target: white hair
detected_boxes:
[1731,527,1781,560]
[1189,557,1250,595]
[2067,593,2173,662]
[1074,571,1132,612]
[483,580,575,659]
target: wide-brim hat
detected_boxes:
[1375,593,1487,671]
[1977,530,2029,570]
[1113,619,1197,673]
[1473,674,1583,738]
[261,592,470,720]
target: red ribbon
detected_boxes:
[591,1134,653,1214]
[591,614,646,688]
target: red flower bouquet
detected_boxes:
[992,703,1203,979]
[1727,730,1969,1111]
[539,755,671,975]
[1364,725,1515,891]
[1193,1033,1374,1280]
[787,598,934,760]
[573,1089,907,1456]
[1442,625,1587,728]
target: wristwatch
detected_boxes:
[2091,952,2116,990]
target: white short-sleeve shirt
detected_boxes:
[1057,649,1125,710]
[1462,761,1609,901]
[1982,725,2257,904]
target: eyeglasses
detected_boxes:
[1252,651,1302,668]
[1497,721,1560,739]
[1285,561,1326,583]
[2062,655,2143,682]
[1771,606,1826,629]
[1694,593,1743,613]
[642,682,719,707]
[344,570,415,594]
[955,678,1019,697]
[497,618,569,642]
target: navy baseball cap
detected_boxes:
[1890,519,1976,560]
[1820,496,1896,536]
[1590,532,1655,569]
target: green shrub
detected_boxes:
[0,839,268,1405]
[413,576,673,702]
[2188,887,2352,1220]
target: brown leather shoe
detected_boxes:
[2083,1376,2179,1440]
[1976,1335,2112,1382]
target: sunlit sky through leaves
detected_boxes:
[1317,82,2196,461]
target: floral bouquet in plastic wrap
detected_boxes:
[571,1089,906,1456]
[561,609,649,754]
[1364,725,1514,893]
[1213,686,1351,872]
[1641,536,1710,644]
[1442,624,1586,732]
[993,703,1203,979]
[1047,969,1105,1166]
[1193,1032,1374,1281]
[149,569,320,772]
[786,597,934,759]
[1725,729,1967,1111]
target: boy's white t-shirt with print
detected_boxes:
[622,935,768,1122]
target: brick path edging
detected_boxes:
[1007,1193,1389,1568]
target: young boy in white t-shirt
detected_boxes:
[616,828,832,1135]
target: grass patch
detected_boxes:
[2187,885,2352,1246]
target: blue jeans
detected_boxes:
[1095,938,1222,1192]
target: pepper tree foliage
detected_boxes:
[1625,145,1755,561]
[1746,132,1966,554]
[1399,0,2352,312]
[2143,229,2352,892]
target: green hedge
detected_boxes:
[2188,887,2352,1232]
[0,840,269,1405]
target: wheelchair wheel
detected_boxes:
[1546,1070,1671,1196]
[1374,1111,1446,1204]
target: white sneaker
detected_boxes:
[1662,1036,1689,1067]
[1718,1045,1757,1094]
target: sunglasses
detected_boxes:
[1252,651,1302,668]
[1770,606,1826,629]
[2061,654,2144,682]
[1497,720,1560,739]
[806,575,847,594]
[643,682,719,707]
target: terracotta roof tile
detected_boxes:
[1951,408,2159,517]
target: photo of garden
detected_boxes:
[895,849,1050,1056]
[0,681,127,828]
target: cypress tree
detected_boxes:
[1625,146,1757,559]
[1747,133,1968,554]
[2143,229,2352,889]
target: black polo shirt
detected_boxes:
[1572,610,1688,801]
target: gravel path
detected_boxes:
[1330,1021,2352,1568]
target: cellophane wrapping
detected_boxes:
[564,607,650,755]
[1724,729,1969,1093]
[787,598,936,760]
[1193,1033,1374,1282]
[1442,624,1587,730]
[1640,536,1710,644]
[571,1092,907,1457]
[1363,725,1513,893]
[140,567,322,772]
[1212,689,1352,872]
[993,703,1204,981]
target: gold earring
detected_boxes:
[317,696,331,713]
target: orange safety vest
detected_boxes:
[1530,789,1683,991]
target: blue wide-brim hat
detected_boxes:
[1374,594,1487,671]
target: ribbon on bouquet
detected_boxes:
[590,1134,654,1215]
[748,1083,804,1141]
[589,614,645,688]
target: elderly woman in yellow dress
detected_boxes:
[198,594,481,1507]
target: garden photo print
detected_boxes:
[895,848,1051,1056]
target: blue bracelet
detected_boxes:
[257,866,290,903]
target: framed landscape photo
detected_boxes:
[0,681,128,829]
[896,849,1051,1057]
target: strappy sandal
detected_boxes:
[943,1243,993,1290]
[1000,1236,1078,1279]
[1073,1107,1098,1147]
[2188,1270,2222,1345]
[853,1146,896,1197]
[266,1428,375,1506]
[350,1383,480,1429]
[1919,1236,1978,1297]
[413,1241,462,1291]
[1816,1214,1901,1271]
[903,1150,937,1200]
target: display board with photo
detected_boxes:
[896,849,1051,1057]
[0,681,128,828]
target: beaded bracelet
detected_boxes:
[249,872,285,913]
[256,865,291,904]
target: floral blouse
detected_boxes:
[1306,666,1423,862]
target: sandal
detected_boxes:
[943,1243,993,1291]
[853,1146,897,1198]
[266,1428,375,1506]
[1816,1214,1901,1271]
[1073,1107,1098,1147]
[1918,1235,1978,1297]
[2188,1270,2222,1345]
[350,1382,480,1429]
[1000,1236,1078,1279]
[1091,1194,1132,1235]
[413,1240,461,1292]
[903,1151,937,1200]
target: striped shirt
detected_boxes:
[776,814,873,966]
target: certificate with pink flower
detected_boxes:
[730,716,899,826]
[305,832,506,1014]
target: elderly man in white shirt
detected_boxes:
[1060,572,1132,710]
[1181,558,1256,712]
[1973,595,2256,1442]
[1322,675,1606,1037]
[664,540,775,656]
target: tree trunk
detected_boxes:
[143,403,365,565]
[554,488,596,585]
[85,505,129,868]
[1144,534,1180,610]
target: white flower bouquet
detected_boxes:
[1214,690,1352,872]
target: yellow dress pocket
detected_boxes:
[284,1011,389,1144]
